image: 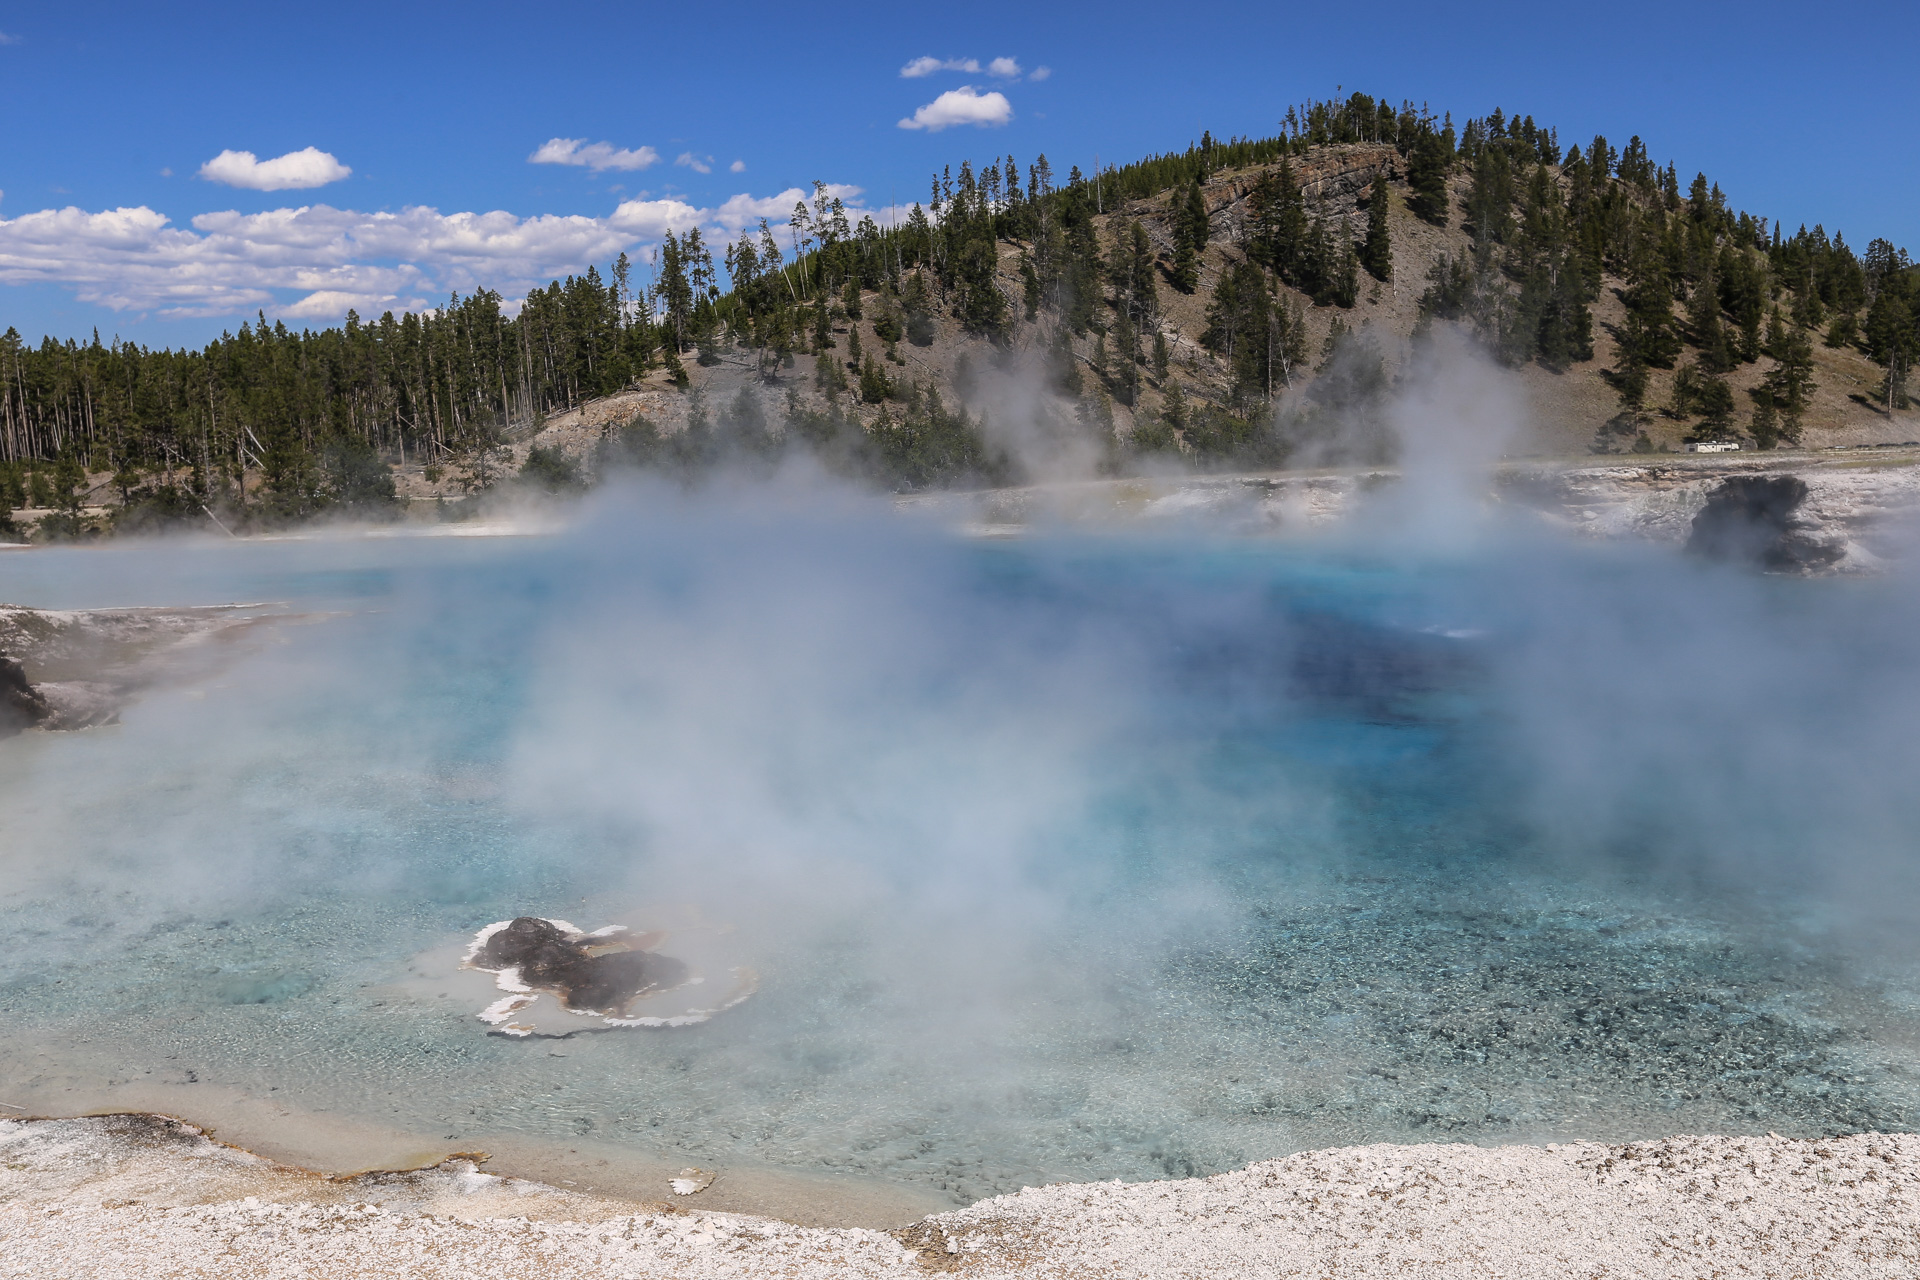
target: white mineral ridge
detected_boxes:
[903,454,1920,575]
[3,1116,1916,1277]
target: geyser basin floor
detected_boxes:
[2,511,1919,1217]
[4,1116,1916,1278]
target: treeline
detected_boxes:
[0,256,685,527]
[5,88,1920,532]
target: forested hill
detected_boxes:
[3,91,1919,537]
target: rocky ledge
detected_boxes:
[0,602,285,738]
[902,450,1920,574]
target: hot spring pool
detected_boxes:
[3,497,1919,1206]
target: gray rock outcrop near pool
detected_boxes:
[0,602,286,736]
[1685,475,1845,571]
[0,653,52,737]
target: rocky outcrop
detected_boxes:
[0,653,52,737]
[1520,455,1920,572]
[1183,143,1398,246]
[0,602,283,736]
[1686,476,1845,571]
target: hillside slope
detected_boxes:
[499,143,1907,500]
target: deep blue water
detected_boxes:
[2,501,1917,1202]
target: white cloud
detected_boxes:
[709,184,863,235]
[675,152,713,175]
[0,32,20,46]
[528,138,660,172]
[198,147,352,192]
[987,57,1022,78]
[897,87,1014,132]
[1028,65,1051,81]
[729,159,746,173]
[0,184,874,321]
[281,289,404,320]
[608,198,706,239]
[900,55,979,78]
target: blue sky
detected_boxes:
[2,0,1915,348]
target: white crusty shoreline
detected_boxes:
[2,1115,1914,1278]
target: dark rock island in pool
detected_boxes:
[470,916,691,1015]
[460,916,758,1036]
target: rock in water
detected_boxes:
[1686,475,1843,571]
[469,916,690,1016]
[0,653,52,738]
[458,915,758,1037]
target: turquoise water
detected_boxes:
[3,497,1919,1203]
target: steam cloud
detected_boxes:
[4,346,1920,1190]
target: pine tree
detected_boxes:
[1248,159,1309,284]
[1674,361,1734,437]
[1330,236,1361,308]
[1202,265,1249,365]
[1109,220,1158,325]
[1749,394,1780,450]
[1864,286,1915,409]
[1763,312,1818,434]
[814,349,845,397]
[1161,381,1189,437]
[1619,230,1682,371]
[1405,124,1452,226]
[859,355,891,404]
[1535,257,1593,370]
[901,272,936,346]
[1360,177,1393,281]
[1110,306,1140,405]
[657,233,694,351]
[1171,180,1208,293]
[1687,266,1732,373]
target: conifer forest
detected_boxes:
[3,92,1917,535]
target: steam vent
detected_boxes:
[460,916,757,1037]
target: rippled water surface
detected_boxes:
[3,506,1918,1203]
